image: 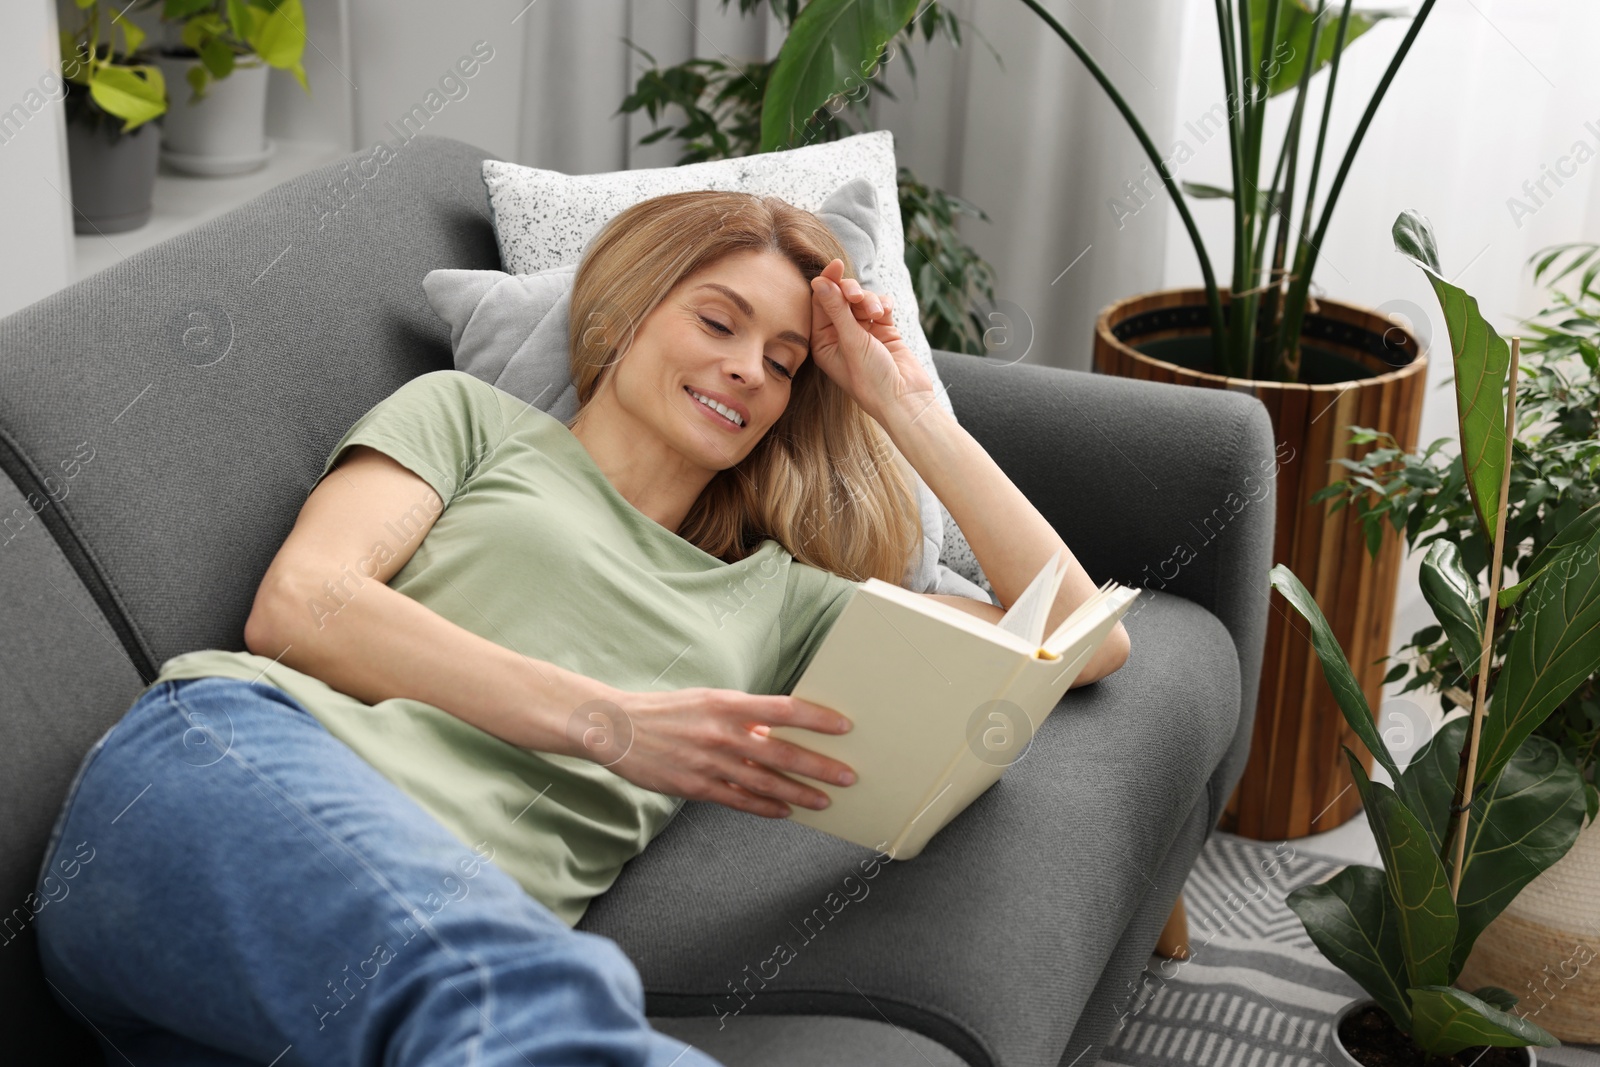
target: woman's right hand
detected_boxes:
[565,685,857,818]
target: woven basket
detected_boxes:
[1456,817,1600,1042]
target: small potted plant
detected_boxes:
[150,0,311,175]
[61,0,167,233]
[1271,210,1599,1065]
[1314,238,1600,1043]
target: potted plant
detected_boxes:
[61,0,168,233]
[1314,238,1600,1043]
[1269,210,1598,1065]
[755,0,1439,839]
[149,0,311,175]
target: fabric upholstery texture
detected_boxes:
[0,135,1275,1067]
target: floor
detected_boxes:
[1291,806,1379,866]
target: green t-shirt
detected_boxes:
[150,369,861,926]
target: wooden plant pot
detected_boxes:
[1094,288,1427,840]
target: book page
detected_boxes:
[994,547,1069,645]
[771,579,1028,855]
[898,584,1140,857]
[1042,583,1139,659]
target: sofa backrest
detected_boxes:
[0,135,503,1061]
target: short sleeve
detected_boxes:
[314,370,505,507]
[772,559,861,695]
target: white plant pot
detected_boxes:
[153,52,274,176]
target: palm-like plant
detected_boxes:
[760,0,1436,381]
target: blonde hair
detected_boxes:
[566,189,921,584]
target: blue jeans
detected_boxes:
[35,676,723,1067]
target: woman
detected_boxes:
[35,190,1129,1066]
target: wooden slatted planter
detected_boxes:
[1094,288,1427,841]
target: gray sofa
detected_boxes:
[0,134,1274,1066]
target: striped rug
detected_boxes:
[1100,832,1600,1067]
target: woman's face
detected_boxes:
[600,247,813,470]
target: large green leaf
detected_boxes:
[87,64,166,130]
[1408,985,1558,1057]
[1499,501,1600,609]
[1450,732,1585,978]
[1248,0,1394,98]
[1398,717,1588,980]
[1418,540,1485,683]
[1394,714,1462,854]
[760,0,921,151]
[1348,750,1457,990]
[1394,209,1512,547]
[1476,524,1600,787]
[1269,565,1411,793]
[1473,985,1520,1012]
[1285,865,1411,1030]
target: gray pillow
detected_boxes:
[426,177,987,598]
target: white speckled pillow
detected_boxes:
[480,129,994,603]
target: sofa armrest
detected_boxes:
[931,348,1276,830]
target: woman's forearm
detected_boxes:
[246,572,605,757]
[883,401,1130,673]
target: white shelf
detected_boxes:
[72,138,349,283]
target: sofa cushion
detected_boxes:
[578,588,1241,1067]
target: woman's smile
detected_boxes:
[683,385,748,430]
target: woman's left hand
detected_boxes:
[808,258,935,428]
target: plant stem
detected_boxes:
[1252,125,1291,284]
[1216,0,1250,377]
[1281,0,1438,380]
[1013,0,1228,371]
[1250,0,1285,296]
[1279,0,1353,379]
[1262,0,1324,380]
[1235,0,1286,382]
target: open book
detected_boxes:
[770,548,1139,860]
